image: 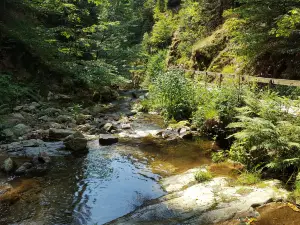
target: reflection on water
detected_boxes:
[0,140,165,225]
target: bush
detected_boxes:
[150,69,196,121]
[212,151,227,163]
[142,50,167,87]
[194,170,213,182]
[0,74,29,105]
[192,83,241,138]
[228,90,300,172]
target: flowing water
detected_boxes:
[0,111,216,225]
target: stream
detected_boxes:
[0,93,214,225]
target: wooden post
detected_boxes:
[219,74,223,88]
[205,71,208,88]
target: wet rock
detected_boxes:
[103,123,114,132]
[43,107,62,116]
[64,132,88,153]
[15,162,33,175]
[99,134,118,145]
[125,111,137,117]
[2,128,14,139]
[12,124,31,137]
[1,158,17,173]
[49,128,74,140]
[180,131,193,140]
[121,123,131,130]
[76,114,92,125]
[110,176,288,225]
[13,105,23,112]
[56,115,73,123]
[26,102,40,112]
[32,152,51,165]
[23,130,48,140]
[11,113,25,121]
[39,115,52,122]
[77,124,92,132]
[48,122,64,129]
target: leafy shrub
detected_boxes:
[212,151,227,163]
[150,69,196,121]
[194,170,213,182]
[228,91,300,172]
[192,83,241,138]
[142,50,167,87]
[0,74,29,105]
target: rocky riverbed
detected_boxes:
[0,90,300,225]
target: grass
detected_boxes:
[236,172,261,185]
[194,170,213,182]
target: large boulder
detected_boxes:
[99,86,119,102]
[64,132,88,153]
[99,134,118,145]
[48,128,74,140]
[1,158,17,173]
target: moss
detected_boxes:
[236,172,261,185]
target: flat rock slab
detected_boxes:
[108,177,288,225]
[99,134,119,145]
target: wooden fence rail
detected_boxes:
[173,68,300,87]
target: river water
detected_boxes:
[0,111,214,225]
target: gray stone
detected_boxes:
[39,115,52,122]
[13,105,23,111]
[64,132,88,153]
[99,134,118,145]
[121,123,131,130]
[56,115,73,123]
[44,107,62,116]
[15,162,33,175]
[13,124,31,136]
[103,123,114,132]
[49,128,74,140]
[11,113,25,121]
[2,158,17,173]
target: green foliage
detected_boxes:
[142,50,167,86]
[2,0,150,90]
[228,90,300,172]
[0,74,29,105]
[192,83,241,137]
[194,170,213,182]
[212,151,227,163]
[236,171,261,185]
[149,70,196,121]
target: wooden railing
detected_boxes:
[172,68,300,87]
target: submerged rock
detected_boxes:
[64,132,88,153]
[15,162,33,175]
[99,134,118,145]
